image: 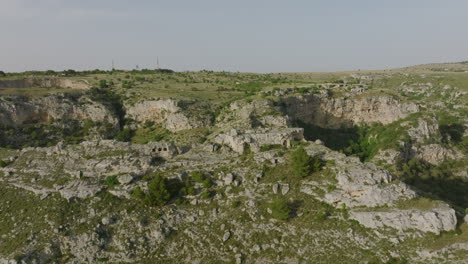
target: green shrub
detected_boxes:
[202,178,213,188]
[144,174,171,207]
[104,175,119,186]
[131,186,145,200]
[291,147,311,178]
[190,171,206,183]
[269,199,291,220]
[200,190,214,199]
[231,200,241,208]
[259,144,283,152]
[0,160,8,168]
[115,128,134,142]
[99,80,108,88]
[310,155,324,173]
[181,180,196,196]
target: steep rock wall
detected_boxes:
[281,94,419,128]
[0,94,119,127]
[126,99,212,132]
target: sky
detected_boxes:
[1,0,467,73]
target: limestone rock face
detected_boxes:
[349,206,457,234]
[0,78,90,90]
[216,99,290,130]
[213,128,304,153]
[281,94,419,129]
[126,99,212,131]
[58,181,102,201]
[408,118,441,143]
[415,144,463,165]
[0,94,119,127]
[126,99,179,122]
[301,153,417,208]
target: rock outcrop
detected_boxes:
[0,78,90,90]
[415,144,464,165]
[213,128,304,153]
[0,94,118,127]
[126,99,212,131]
[281,94,419,128]
[349,206,457,235]
[216,99,289,130]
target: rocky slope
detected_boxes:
[0,70,466,263]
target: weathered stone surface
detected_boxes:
[58,181,102,201]
[416,144,463,165]
[216,99,290,130]
[0,78,90,90]
[0,94,119,127]
[302,155,417,208]
[349,206,457,234]
[126,99,212,132]
[118,174,133,185]
[213,128,304,153]
[222,231,231,242]
[281,94,419,129]
[224,173,234,185]
[272,183,279,194]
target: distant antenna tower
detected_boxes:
[112,60,115,71]
[157,57,160,69]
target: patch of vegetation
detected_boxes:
[144,174,172,207]
[291,147,311,178]
[259,144,284,152]
[291,147,323,178]
[104,175,119,186]
[269,199,291,220]
[396,197,442,210]
[131,125,171,144]
[0,120,113,149]
[398,158,468,211]
[115,128,134,142]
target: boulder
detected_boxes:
[117,174,133,185]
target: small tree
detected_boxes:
[269,199,291,220]
[131,186,146,199]
[99,79,109,89]
[310,155,324,173]
[115,128,134,142]
[144,174,171,206]
[291,147,311,178]
[0,71,6,77]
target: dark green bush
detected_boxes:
[131,186,145,199]
[181,180,196,196]
[269,199,291,220]
[104,175,119,186]
[190,171,206,183]
[291,147,311,178]
[99,80,108,89]
[115,128,134,142]
[144,174,171,207]
[0,160,8,168]
[231,200,241,208]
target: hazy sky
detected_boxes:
[1,0,467,72]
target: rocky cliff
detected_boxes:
[281,94,419,128]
